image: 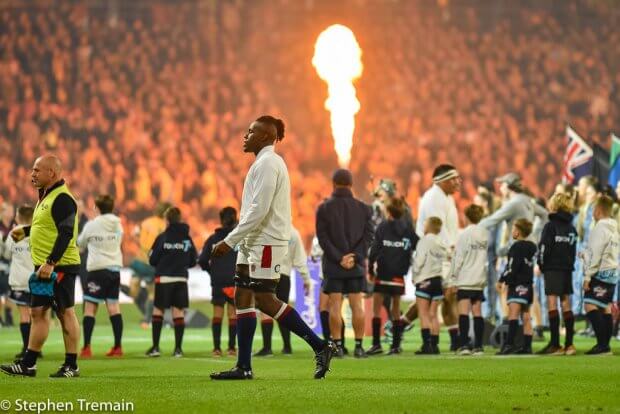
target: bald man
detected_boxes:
[1,155,82,378]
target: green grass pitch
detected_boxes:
[0,303,619,413]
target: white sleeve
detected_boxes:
[583,225,606,282]
[77,221,91,249]
[225,161,279,247]
[2,236,13,261]
[290,231,309,282]
[449,233,468,286]
[411,238,429,277]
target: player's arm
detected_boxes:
[2,235,13,261]
[448,233,467,287]
[148,234,164,267]
[76,220,91,249]
[47,193,78,265]
[315,205,345,264]
[536,223,553,270]
[189,237,198,267]
[367,224,383,277]
[351,205,373,264]
[411,238,428,277]
[224,162,278,248]
[479,200,515,230]
[583,226,605,283]
[290,231,310,283]
[198,235,214,272]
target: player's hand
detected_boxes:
[303,280,311,296]
[340,253,355,269]
[534,265,541,277]
[10,226,25,242]
[583,280,590,292]
[212,241,232,258]
[37,263,54,280]
[495,282,503,292]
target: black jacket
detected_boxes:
[537,211,577,273]
[149,223,197,278]
[198,225,237,287]
[500,240,537,285]
[316,187,373,279]
[369,218,418,279]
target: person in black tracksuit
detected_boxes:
[199,207,238,357]
[496,218,537,355]
[367,197,418,356]
[316,169,373,357]
[536,194,578,355]
[146,207,197,358]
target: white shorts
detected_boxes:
[236,244,288,280]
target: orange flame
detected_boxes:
[312,24,363,168]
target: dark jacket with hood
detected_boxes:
[198,225,237,287]
[149,222,197,278]
[537,211,578,273]
[369,217,419,280]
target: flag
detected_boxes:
[608,133,620,189]
[592,143,610,186]
[562,125,593,184]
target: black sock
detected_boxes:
[5,308,13,326]
[458,315,470,348]
[392,320,403,349]
[549,310,560,347]
[64,353,77,369]
[341,318,346,349]
[586,310,604,347]
[20,322,31,350]
[173,317,185,349]
[236,310,257,370]
[602,313,613,348]
[431,335,439,347]
[212,317,222,350]
[563,311,575,347]
[83,316,95,347]
[151,315,163,348]
[421,328,431,346]
[278,322,291,350]
[372,317,381,346]
[449,327,458,348]
[335,339,343,348]
[261,320,274,351]
[276,305,324,352]
[22,349,39,368]
[320,311,330,340]
[523,335,532,349]
[228,320,237,350]
[506,319,518,346]
[355,338,363,348]
[473,317,484,348]
[110,314,123,348]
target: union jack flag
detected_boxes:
[562,126,593,183]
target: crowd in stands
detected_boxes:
[0,0,619,258]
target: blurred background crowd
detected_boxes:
[0,0,619,258]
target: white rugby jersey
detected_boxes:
[3,235,34,291]
[411,233,449,284]
[77,213,123,271]
[447,224,489,290]
[225,145,292,247]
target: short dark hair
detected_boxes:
[513,218,533,238]
[432,164,457,179]
[332,169,353,186]
[595,194,614,215]
[16,205,34,223]
[426,216,443,233]
[385,197,406,220]
[256,115,285,142]
[165,207,182,223]
[95,195,115,214]
[464,204,484,224]
[219,207,237,227]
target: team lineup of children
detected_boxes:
[1,193,618,362]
